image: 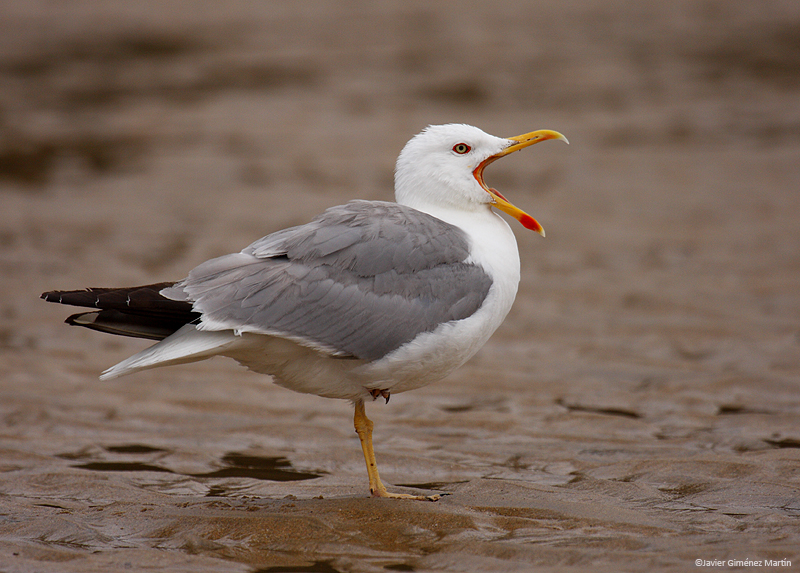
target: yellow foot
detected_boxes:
[371,486,442,502]
[354,399,445,502]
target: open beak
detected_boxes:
[473,129,568,237]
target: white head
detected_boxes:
[394,124,567,235]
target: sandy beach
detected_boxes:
[1,1,799,571]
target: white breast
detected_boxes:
[353,206,521,394]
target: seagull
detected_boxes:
[41,124,567,500]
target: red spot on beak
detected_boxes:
[519,213,543,233]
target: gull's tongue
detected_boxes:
[489,188,508,201]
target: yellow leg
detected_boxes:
[353,399,440,501]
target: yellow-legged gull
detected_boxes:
[42,123,567,500]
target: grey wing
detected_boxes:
[162,201,492,361]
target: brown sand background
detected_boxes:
[1,2,799,572]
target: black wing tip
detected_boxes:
[41,288,91,302]
[64,311,90,325]
[40,284,178,306]
[42,284,196,341]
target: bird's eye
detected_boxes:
[452,143,471,154]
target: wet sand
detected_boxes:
[1,1,799,571]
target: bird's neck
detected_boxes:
[395,186,488,222]
[401,198,490,227]
[402,199,520,279]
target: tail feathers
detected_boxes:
[100,324,239,380]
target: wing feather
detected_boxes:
[165,201,492,361]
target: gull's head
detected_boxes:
[395,123,567,236]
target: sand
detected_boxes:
[1,1,799,571]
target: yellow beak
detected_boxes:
[473,129,568,237]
